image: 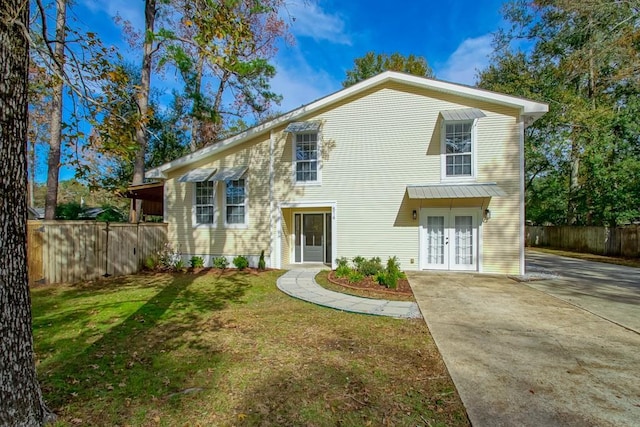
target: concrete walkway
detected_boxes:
[276,269,422,319]
[409,271,640,427]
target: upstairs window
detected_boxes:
[225,178,246,226]
[295,132,319,183]
[195,181,216,224]
[444,121,473,177]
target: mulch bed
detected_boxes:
[327,271,414,296]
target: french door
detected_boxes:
[421,208,478,271]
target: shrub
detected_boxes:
[336,257,349,268]
[352,256,365,270]
[158,243,181,269]
[144,255,158,270]
[375,256,402,289]
[190,256,205,268]
[358,256,383,277]
[347,270,364,283]
[258,250,266,270]
[212,256,229,269]
[174,258,186,272]
[335,264,351,278]
[233,255,249,270]
[386,256,401,279]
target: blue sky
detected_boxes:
[50,0,507,182]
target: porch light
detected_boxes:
[412,209,417,220]
[483,209,492,222]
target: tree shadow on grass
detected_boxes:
[37,270,252,422]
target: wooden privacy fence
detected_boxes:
[27,221,168,285]
[526,225,640,257]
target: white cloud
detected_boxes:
[283,0,351,45]
[80,0,143,29]
[436,34,494,85]
[270,47,341,112]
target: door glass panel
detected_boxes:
[325,213,332,264]
[302,214,324,262]
[294,213,301,263]
[427,216,445,265]
[454,216,473,265]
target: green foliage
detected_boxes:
[343,52,434,87]
[478,0,640,226]
[335,264,351,279]
[375,257,403,289]
[233,255,249,271]
[173,258,186,272]
[353,256,383,277]
[347,270,364,284]
[190,256,205,268]
[336,257,349,269]
[258,250,266,271]
[144,255,158,271]
[55,202,84,220]
[95,206,126,222]
[213,256,230,270]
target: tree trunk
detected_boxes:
[567,136,580,225]
[44,0,67,220]
[0,1,53,424]
[189,54,205,152]
[131,0,156,222]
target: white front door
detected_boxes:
[421,208,479,271]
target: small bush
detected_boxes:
[233,255,249,270]
[347,270,364,283]
[352,256,365,270]
[358,257,383,276]
[258,250,266,271]
[158,243,181,269]
[336,257,349,268]
[335,264,351,278]
[174,258,186,272]
[144,256,158,270]
[212,256,229,269]
[190,256,205,268]
[386,256,401,278]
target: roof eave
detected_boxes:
[146,71,549,178]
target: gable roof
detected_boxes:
[146,71,548,179]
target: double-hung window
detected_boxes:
[225,178,246,226]
[295,132,319,183]
[444,121,473,178]
[195,181,216,225]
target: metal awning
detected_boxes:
[440,108,486,121]
[407,183,506,199]
[284,121,321,133]
[208,165,248,182]
[178,167,216,182]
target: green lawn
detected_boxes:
[32,269,468,426]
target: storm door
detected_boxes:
[293,213,328,263]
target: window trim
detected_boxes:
[223,177,249,229]
[440,119,478,182]
[192,180,217,228]
[292,131,322,186]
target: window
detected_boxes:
[195,181,215,224]
[294,132,319,183]
[225,178,246,226]
[444,121,473,177]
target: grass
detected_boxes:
[314,270,415,301]
[528,247,640,268]
[32,270,469,426]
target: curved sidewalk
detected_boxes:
[277,269,422,319]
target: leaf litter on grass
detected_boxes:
[32,270,469,426]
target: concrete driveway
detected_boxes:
[526,250,640,332]
[408,270,640,427]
